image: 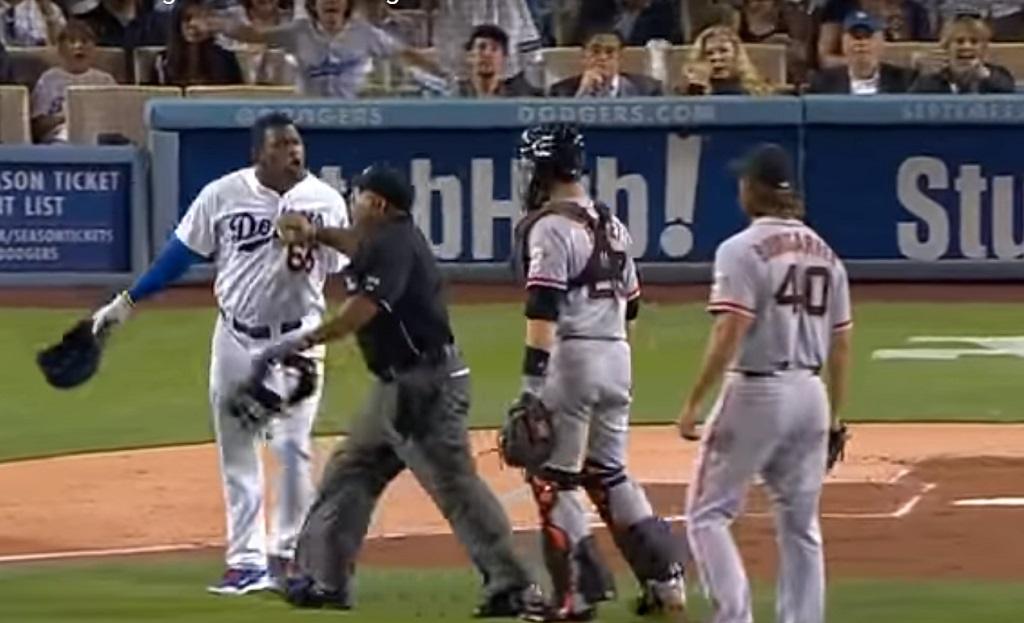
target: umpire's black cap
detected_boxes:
[353,164,415,212]
[729,143,796,191]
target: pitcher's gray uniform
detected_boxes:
[687,217,852,623]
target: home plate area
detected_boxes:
[364,426,1024,580]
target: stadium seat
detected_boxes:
[7,46,127,87]
[0,86,31,144]
[132,46,163,85]
[65,85,181,145]
[539,46,654,90]
[185,85,298,98]
[665,43,787,92]
[234,48,299,86]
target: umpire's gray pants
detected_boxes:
[295,350,531,599]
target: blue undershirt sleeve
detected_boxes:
[127,235,206,302]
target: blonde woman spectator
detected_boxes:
[910,14,1014,92]
[31,19,115,142]
[677,25,773,95]
[1,0,65,46]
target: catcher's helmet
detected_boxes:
[517,124,586,211]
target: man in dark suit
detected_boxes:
[570,0,683,46]
[549,29,663,97]
[0,39,11,84]
[808,11,915,94]
[455,24,542,97]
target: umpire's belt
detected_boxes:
[221,309,302,340]
[376,343,460,382]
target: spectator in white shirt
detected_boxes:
[1,0,65,46]
[30,19,115,143]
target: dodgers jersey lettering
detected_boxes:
[708,216,852,372]
[526,201,640,340]
[175,168,349,325]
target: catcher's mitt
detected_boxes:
[498,392,555,470]
[827,424,849,472]
[36,319,107,389]
[228,354,318,430]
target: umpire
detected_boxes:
[246,164,538,617]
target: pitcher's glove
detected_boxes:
[499,392,555,470]
[227,353,318,430]
[37,319,108,389]
[827,423,849,472]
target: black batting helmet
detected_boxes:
[517,124,585,211]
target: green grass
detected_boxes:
[0,556,1022,622]
[2,302,1022,461]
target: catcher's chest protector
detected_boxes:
[513,201,627,289]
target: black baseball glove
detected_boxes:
[36,319,107,389]
[499,392,555,470]
[227,354,318,430]
[827,423,849,472]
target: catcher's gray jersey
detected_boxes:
[525,202,640,340]
[708,216,852,372]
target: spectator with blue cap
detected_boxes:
[809,10,916,93]
[817,0,932,68]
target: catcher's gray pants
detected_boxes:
[531,339,687,612]
[295,348,532,600]
[686,370,829,623]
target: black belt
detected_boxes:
[734,364,821,378]
[376,343,459,381]
[222,309,302,340]
[559,335,625,342]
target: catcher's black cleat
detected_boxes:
[283,576,352,610]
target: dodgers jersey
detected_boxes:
[526,201,640,340]
[175,168,349,326]
[708,217,852,373]
[264,17,405,97]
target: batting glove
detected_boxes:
[91,291,134,336]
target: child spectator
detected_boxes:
[31,19,115,143]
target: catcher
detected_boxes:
[502,124,688,622]
[676,143,852,623]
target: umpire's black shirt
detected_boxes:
[344,214,454,379]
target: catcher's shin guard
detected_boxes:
[528,469,613,614]
[582,461,688,585]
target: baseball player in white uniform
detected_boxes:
[676,144,853,623]
[90,113,349,595]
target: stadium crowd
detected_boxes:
[0,0,1023,142]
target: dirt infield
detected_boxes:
[2,425,1023,580]
[0,281,1018,308]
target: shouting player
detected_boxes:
[90,113,349,595]
[511,124,688,622]
[677,143,853,623]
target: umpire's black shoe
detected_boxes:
[475,583,545,618]
[283,576,352,610]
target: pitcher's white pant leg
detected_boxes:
[686,377,783,623]
[209,317,267,569]
[761,375,829,623]
[267,355,323,559]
